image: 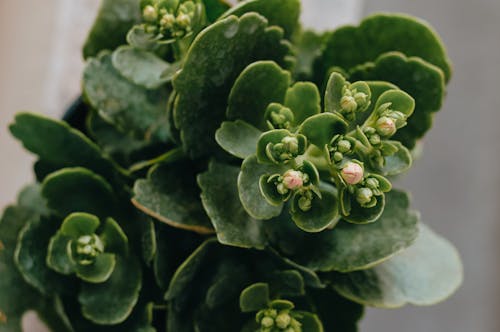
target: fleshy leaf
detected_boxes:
[331,223,462,308]
[284,82,321,125]
[238,156,286,220]
[173,13,292,158]
[324,72,371,116]
[295,311,324,332]
[350,52,446,148]
[293,30,328,81]
[299,113,348,148]
[379,141,412,176]
[268,270,305,298]
[317,13,452,82]
[226,61,291,128]
[239,283,270,312]
[112,46,179,89]
[42,167,116,219]
[60,213,100,238]
[198,161,268,249]
[204,0,231,22]
[79,255,142,324]
[83,52,170,142]
[219,0,301,37]
[47,233,75,275]
[83,0,141,59]
[215,120,262,159]
[371,89,415,120]
[267,190,419,272]
[100,218,129,255]
[132,162,214,234]
[9,113,122,183]
[341,188,385,224]
[75,253,116,284]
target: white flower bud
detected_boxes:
[356,187,373,205]
[340,95,357,113]
[376,116,397,136]
[143,5,158,23]
[282,170,304,190]
[341,162,363,185]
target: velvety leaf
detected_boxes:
[350,52,446,148]
[79,255,142,324]
[128,147,185,173]
[318,13,452,83]
[100,217,129,255]
[47,233,75,275]
[83,0,141,58]
[268,190,419,272]
[331,223,462,308]
[226,61,291,128]
[60,212,100,238]
[341,188,386,224]
[9,112,122,183]
[239,283,270,312]
[379,141,412,176]
[371,89,415,120]
[173,13,292,158]
[132,162,214,234]
[268,270,304,297]
[112,46,179,89]
[219,0,301,37]
[83,52,170,142]
[17,184,50,217]
[42,167,116,219]
[0,206,72,332]
[204,0,231,22]
[75,253,116,283]
[140,218,156,266]
[198,161,268,249]
[216,120,262,159]
[299,113,348,148]
[284,82,321,125]
[15,218,71,296]
[293,30,328,81]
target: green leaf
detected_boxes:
[226,61,291,128]
[75,253,116,283]
[341,188,385,224]
[15,218,71,296]
[83,0,141,59]
[219,0,301,37]
[112,46,180,89]
[100,218,129,255]
[318,13,452,83]
[372,89,415,120]
[290,185,339,233]
[47,233,75,275]
[299,113,348,149]
[379,141,412,176]
[331,223,462,308]
[293,30,328,81]
[268,190,419,272]
[79,255,142,324]
[324,72,371,117]
[216,120,262,159]
[268,270,304,298]
[173,13,292,158]
[132,162,214,234]
[238,156,286,220]
[295,311,324,332]
[284,82,321,125]
[83,52,170,142]
[204,0,231,22]
[239,283,270,312]
[0,206,72,332]
[42,167,116,219]
[350,52,446,148]
[60,213,100,238]
[256,129,306,165]
[9,112,122,183]
[198,161,268,249]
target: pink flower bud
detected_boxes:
[282,170,304,190]
[341,162,363,185]
[376,117,397,136]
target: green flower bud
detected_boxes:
[276,182,289,195]
[354,92,368,106]
[369,133,381,145]
[356,187,373,205]
[333,151,343,162]
[340,95,357,113]
[160,13,176,29]
[261,316,274,328]
[282,136,299,155]
[268,104,294,129]
[337,139,351,153]
[276,312,291,329]
[376,116,397,136]
[298,195,312,212]
[341,162,364,185]
[143,5,158,22]
[365,177,380,190]
[75,234,104,265]
[176,13,191,29]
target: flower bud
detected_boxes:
[356,187,373,205]
[340,95,357,113]
[376,116,396,136]
[365,177,379,190]
[75,234,104,265]
[333,152,343,162]
[261,316,274,328]
[341,162,364,185]
[282,170,304,190]
[176,13,191,28]
[281,136,299,155]
[160,13,176,29]
[337,139,351,153]
[298,195,312,212]
[143,5,158,22]
[369,133,381,145]
[276,313,291,329]
[354,92,368,106]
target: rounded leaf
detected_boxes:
[291,186,339,233]
[75,253,116,284]
[240,283,270,313]
[299,113,348,148]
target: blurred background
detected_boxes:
[1,0,499,331]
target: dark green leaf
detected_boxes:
[204,0,231,22]
[100,218,129,255]
[295,311,324,332]
[75,253,116,284]
[47,233,75,275]
[299,113,348,148]
[284,82,321,125]
[268,270,304,297]
[293,30,328,81]
[331,223,462,308]
[341,189,385,224]
[60,213,100,238]
[83,0,141,59]
[216,120,262,159]
[379,141,412,176]
[173,13,292,158]
[199,161,268,249]
[239,283,270,312]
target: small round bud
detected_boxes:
[176,13,191,28]
[337,139,351,153]
[160,14,176,29]
[269,105,294,129]
[340,95,357,113]
[369,134,381,145]
[282,170,304,190]
[276,313,291,329]
[298,196,312,212]
[376,117,396,136]
[341,162,364,185]
[333,152,343,162]
[281,136,299,155]
[365,177,379,190]
[276,183,289,195]
[143,5,158,23]
[356,188,373,205]
[261,316,274,328]
[354,92,368,106]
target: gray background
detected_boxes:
[0,0,499,331]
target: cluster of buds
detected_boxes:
[328,134,354,164]
[142,0,197,39]
[339,85,369,120]
[256,308,302,332]
[265,103,295,130]
[374,102,407,137]
[72,234,104,265]
[353,176,388,207]
[265,135,305,164]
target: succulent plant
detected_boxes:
[0,1,462,331]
